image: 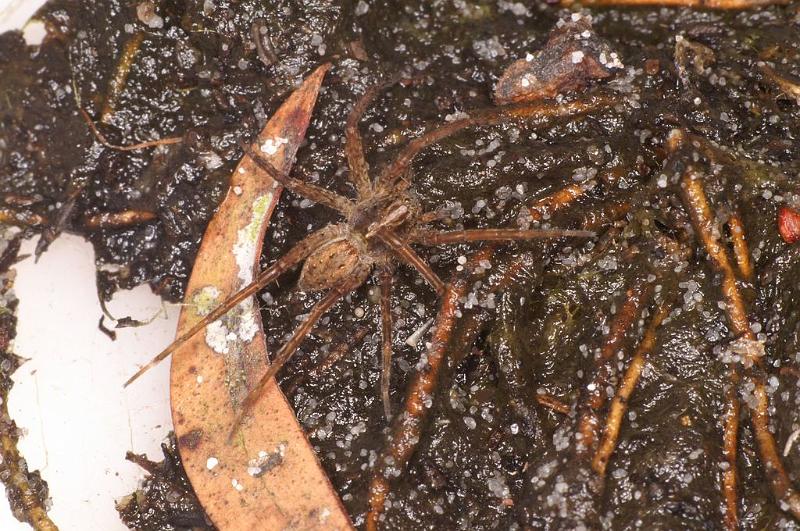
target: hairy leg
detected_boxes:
[346,74,405,199]
[284,326,371,395]
[228,277,364,440]
[376,94,613,192]
[124,226,341,386]
[241,142,354,215]
[376,230,445,296]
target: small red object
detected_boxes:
[778,206,800,244]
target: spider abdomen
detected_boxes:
[298,232,372,292]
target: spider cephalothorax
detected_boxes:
[128,74,606,435]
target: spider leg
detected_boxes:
[284,326,370,395]
[124,226,340,387]
[379,266,395,420]
[240,141,354,215]
[375,230,445,296]
[376,94,612,193]
[412,227,596,245]
[346,73,406,199]
[228,277,364,441]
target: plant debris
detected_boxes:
[0,229,56,531]
[3,1,800,530]
[494,14,623,104]
[117,433,215,531]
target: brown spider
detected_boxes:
[126,76,605,435]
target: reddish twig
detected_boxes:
[529,184,588,223]
[681,167,800,523]
[80,108,183,152]
[727,212,754,281]
[561,0,788,8]
[83,209,157,230]
[593,300,672,475]
[100,31,145,123]
[576,279,653,457]
[536,393,571,415]
[0,208,46,228]
[376,94,614,192]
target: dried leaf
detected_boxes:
[170,63,352,530]
[494,15,622,104]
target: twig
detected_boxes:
[79,108,182,152]
[576,279,653,457]
[529,184,588,223]
[759,64,800,102]
[593,300,672,475]
[101,31,145,123]
[0,208,46,229]
[377,93,615,192]
[681,167,800,522]
[727,212,753,281]
[681,168,743,529]
[561,0,788,8]
[0,194,42,208]
[536,393,571,415]
[0,236,58,531]
[83,209,158,230]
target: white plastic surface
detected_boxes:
[0,2,181,529]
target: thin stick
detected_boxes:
[365,247,493,531]
[413,227,595,245]
[727,213,753,280]
[228,280,359,440]
[376,230,446,296]
[529,184,587,223]
[759,64,800,101]
[0,208,46,228]
[721,381,741,530]
[80,108,183,151]
[83,209,157,230]
[379,268,395,420]
[681,170,742,528]
[681,167,800,522]
[101,31,145,123]
[561,0,788,8]
[593,300,672,476]
[0,237,58,531]
[576,279,653,457]
[536,393,571,415]
[124,227,337,386]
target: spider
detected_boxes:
[126,75,604,435]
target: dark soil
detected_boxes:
[2,1,800,529]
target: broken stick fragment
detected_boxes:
[494,14,623,104]
[561,0,788,8]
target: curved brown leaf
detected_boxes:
[170,63,353,530]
